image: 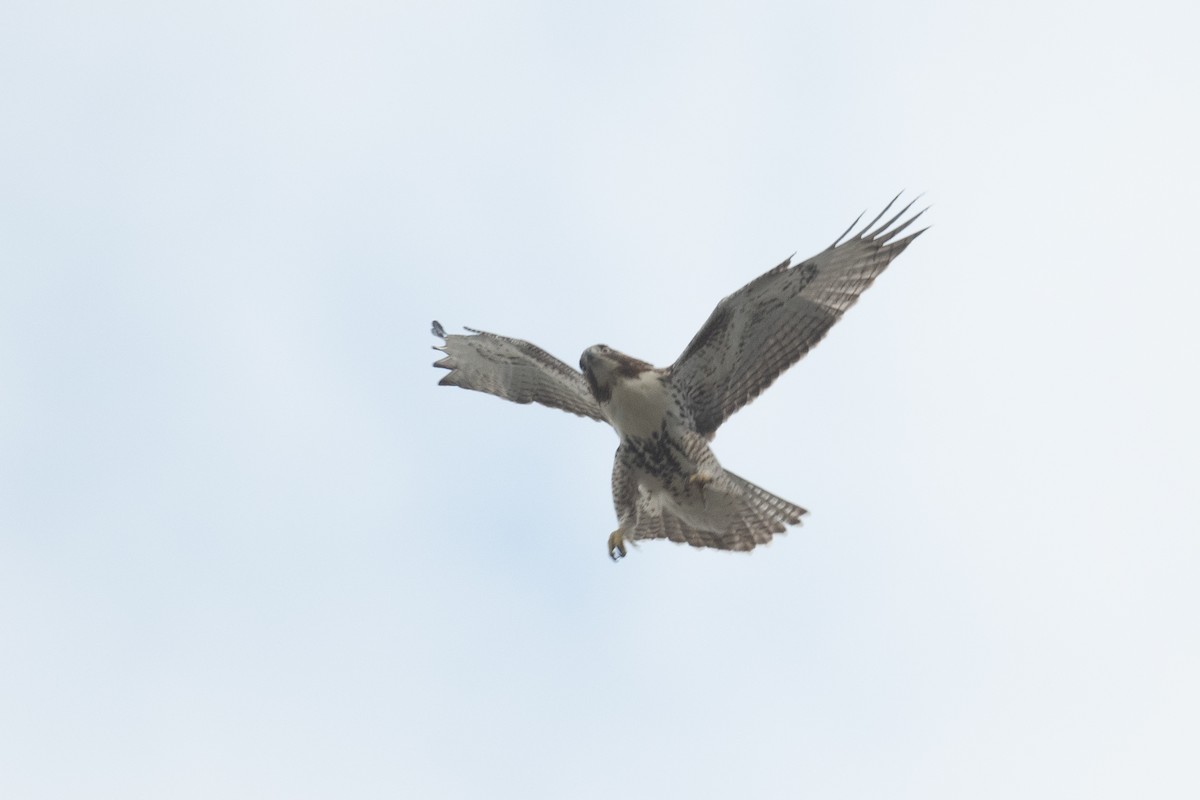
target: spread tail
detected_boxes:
[723,469,808,528]
[629,469,806,552]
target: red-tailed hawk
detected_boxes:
[433,195,927,560]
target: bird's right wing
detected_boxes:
[431,321,604,422]
[669,194,927,436]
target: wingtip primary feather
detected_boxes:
[831,211,866,248]
[431,320,446,338]
[874,201,929,243]
[870,195,919,239]
[884,223,931,257]
[835,192,930,247]
[858,191,904,238]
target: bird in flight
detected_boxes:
[432,194,927,560]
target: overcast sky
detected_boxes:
[2,1,1198,798]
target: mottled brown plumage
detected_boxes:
[433,195,927,559]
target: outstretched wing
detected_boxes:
[670,194,927,437]
[431,321,604,421]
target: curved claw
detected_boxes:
[608,529,627,561]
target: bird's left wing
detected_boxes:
[431,321,604,421]
[669,194,927,437]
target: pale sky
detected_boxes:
[2,1,1198,798]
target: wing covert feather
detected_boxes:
[431,322,604,421]
[670,195,927,436]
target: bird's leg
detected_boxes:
[688,471,714,508]
[607,528,628,561]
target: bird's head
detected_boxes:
[580,345,654,403]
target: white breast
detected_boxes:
[601,371,677,439]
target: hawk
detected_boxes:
[432,195,926,560]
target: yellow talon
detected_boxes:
[608,529,628,561]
